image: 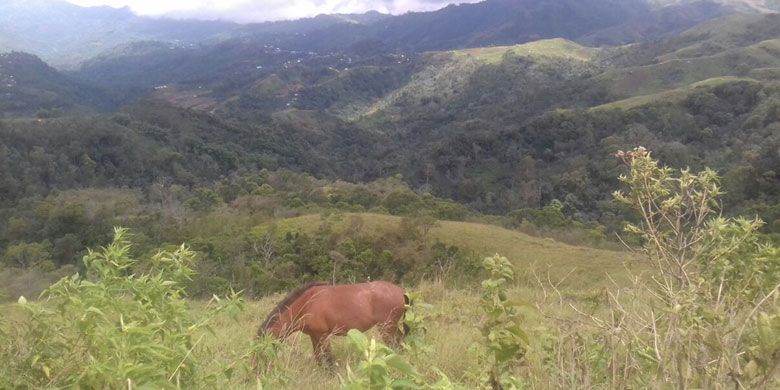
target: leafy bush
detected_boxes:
[614,147,780,297]
[341,329,458,390]
[562,147,780,388]
[0,228,242,388]
[1,241,53,269]
[508,204,568,229]
[187,188,225,213]
[383,190,423,215]
[478,255,528,389]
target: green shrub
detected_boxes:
[1,241,52,268]
[186,189,224,213]
[508,204,568,229]
[614,147,780,297]
[0,228,242,388]
[479,255,528,389]
[384,190,422,215]
[428,242,481,281]
[341,329,459,390]
[573,147,780,387]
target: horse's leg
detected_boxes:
[379,321,404,348]
[310,333,335,367]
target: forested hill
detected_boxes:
[0,0,779,281]
[2,9,779,219]
[0,52,115,117]
[66,12,780,218]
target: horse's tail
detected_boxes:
[402,293,413,336]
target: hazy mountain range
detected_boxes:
[0,0,771,67]
[0,0,779,224]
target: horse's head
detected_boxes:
[257,313,287,340]
[258,282,328,340]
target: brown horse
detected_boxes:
[257,281,410,365]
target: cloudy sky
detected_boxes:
[66,0,479,23]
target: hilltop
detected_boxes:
[0,52,113,117]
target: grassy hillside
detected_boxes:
[595,39,780,98]
[198,282,500,389]
[0,281,523,389]
[1,131,777,389]
[590,76,760,110]
[259,212,639,289]
[1,211,638,389]
[362,39,601,120]
[452,38,600,64]
[193,211,635,388]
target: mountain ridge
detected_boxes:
[0,51,114,117]
[0,0,746,67]
[0,0,778,226]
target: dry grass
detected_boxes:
[195,280,510,389]
[189,213,644,387]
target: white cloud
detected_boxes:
[65,0,481,22]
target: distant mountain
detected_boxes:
[0,0,238,67]
[653,0,780,12]
[0,0,388,68]
[72,0,740,101]
[245,0,654,52]
[579,1,734,46]
[356,0,651,50]
[1,0,744,68]
[237,11,391,35]
[0,52,113,117]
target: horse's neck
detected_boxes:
[283,288,318,326]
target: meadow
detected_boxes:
[192,215,638,389]
[1,213,627,388]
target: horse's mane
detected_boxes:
[259,282,330,335]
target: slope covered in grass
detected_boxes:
[590,76,760,110]
[362,39,600,119]
[261,213,640,289]
[452,38,600,64]
[595,39,780,98]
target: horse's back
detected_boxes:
[365,281,405,325]
[303,281,405,335]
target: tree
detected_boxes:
[2,241,52,269]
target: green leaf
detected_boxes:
[347,329,369,351]
[385,354,417,376]
[390,378,420,389]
